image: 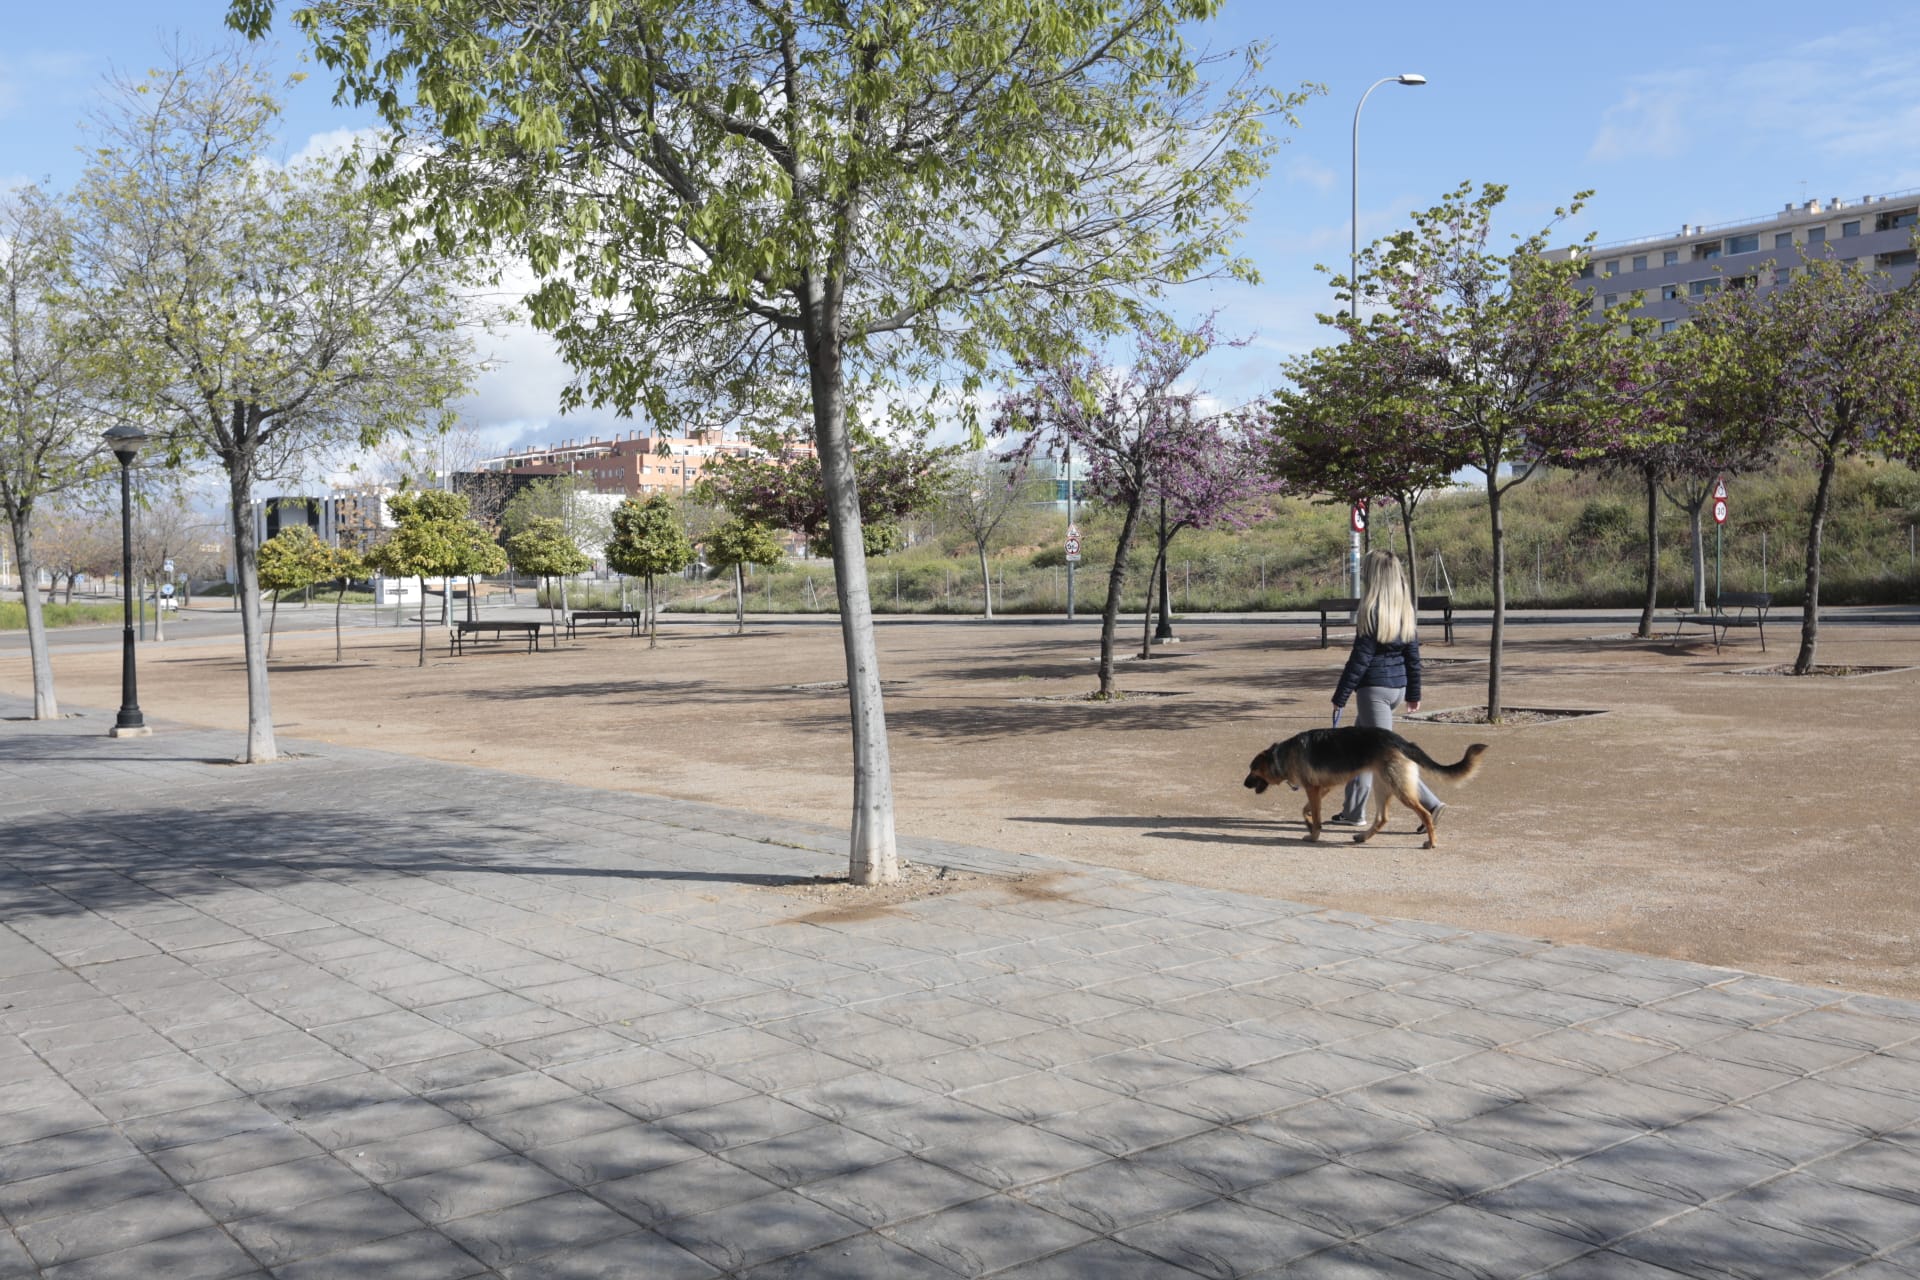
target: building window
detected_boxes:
[1632,255,1647,271]
[1661,284,1679,301]
[1578,263,1595,279]
[1875,208,1917,232]
[1806,226,1826,244]
[1604,259,1620,276]
[1688,279,1716,297]
[1663,250,1679,266]
[1660,320,1679,333]
[1693,241,1722,260]
[1726,234,1759,254]
[1602,293,1618,308]
[1842,220,1861,238]
[1775,232,1794,249]
[1877,249,1917,268]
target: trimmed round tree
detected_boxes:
[703,517,783,636]
[605,495,693,649]
[372,490,507,666]
[504,515,590,637]
[257,525,334,659]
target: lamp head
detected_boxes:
[103,424,148,466]
[1396,74,1427,86]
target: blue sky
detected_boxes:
[7,1,1920,456]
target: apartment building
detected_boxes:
[476,429,818,498]
[1553,189,1919,328]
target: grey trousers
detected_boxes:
[1338,685,1443,820]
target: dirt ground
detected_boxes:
[8,610,1918,1000]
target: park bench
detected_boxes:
[1314,594,1455,648]
[1672,591,1771,653]
[566,609,643,639]
[449,619,544,655]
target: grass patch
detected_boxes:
[0,601,125,630]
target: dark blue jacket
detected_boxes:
[1333,634,1422,708]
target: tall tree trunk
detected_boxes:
[1795,452,1838,675]
[1638,465,1659,639]
[62,573,74,605]
[1096,493,1147,698]
[646,572,658,648]
[226,454,276,762]
[1486,475,1507,724]
[735,563,745,635]
[416,576,427,666]
[1397,495,1419,601]
[8,515,58,719]
[1139,546,1164,659]
[268,592,279,659]
[545,576,557,636]
[978,544,993,619]
[805,274,896,885]
[1688,501,1707,612]
[334,579,347,662]
[154,569,166,643]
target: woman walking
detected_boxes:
[1329,549,1443,827]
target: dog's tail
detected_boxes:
[1400,740,1488,783]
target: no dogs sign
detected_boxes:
[1712,477,1728,526]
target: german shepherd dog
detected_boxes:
[1244,727,1488,850]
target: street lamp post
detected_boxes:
[104,424,151,738]
[1350,72,1426,598]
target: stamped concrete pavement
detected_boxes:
[2,696,1918,1279]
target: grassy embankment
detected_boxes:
[655,457,1920,615]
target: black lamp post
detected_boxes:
[104,424,150,738]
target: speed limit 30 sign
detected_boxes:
[1712,476,1728,525]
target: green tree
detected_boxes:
[501,474,612,614]
[0,185,110,720]
[938,453,1043,620]
[504,515,591,636]
[703,517,783,636]
[605,495,694,649]
[235,0,1302,882]
[1698,254,1920,673]
[72,49,482,761]
[256,524,334,658]
[326,543,368,662]
[371,490,507,665]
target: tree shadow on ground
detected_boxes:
[789,697,1244,741]
[0,801,820,923]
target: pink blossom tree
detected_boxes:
[1334,182,1632,721]
[1267,335,1454,595]
[699,430,952,559]
[1694,254,1920,673]
[996,323,1224,697]
[1139,409,1280,655]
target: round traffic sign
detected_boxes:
[1712,499,1727,525]
[1350,503,1367,533]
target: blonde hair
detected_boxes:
[1358,549,1416,643]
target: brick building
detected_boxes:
[475,429,816,499]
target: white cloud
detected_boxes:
[1588,18,1920,171]
[1284,156,1338,193]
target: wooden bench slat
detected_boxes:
[1313,595,1454,647]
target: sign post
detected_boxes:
[1063,448,1076,621]
[1711,476,1728,601]
[1349,502,1367,596]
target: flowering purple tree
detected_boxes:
[996,324,1221,698]
[1344,182,1630,721]
[1570,320,1775,635]
[1140,410,1280,655]
[700,430,952,558]
[1696,255,1920,673]
[1267,336,1455,595]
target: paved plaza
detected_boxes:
[2,697,1919,1278]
